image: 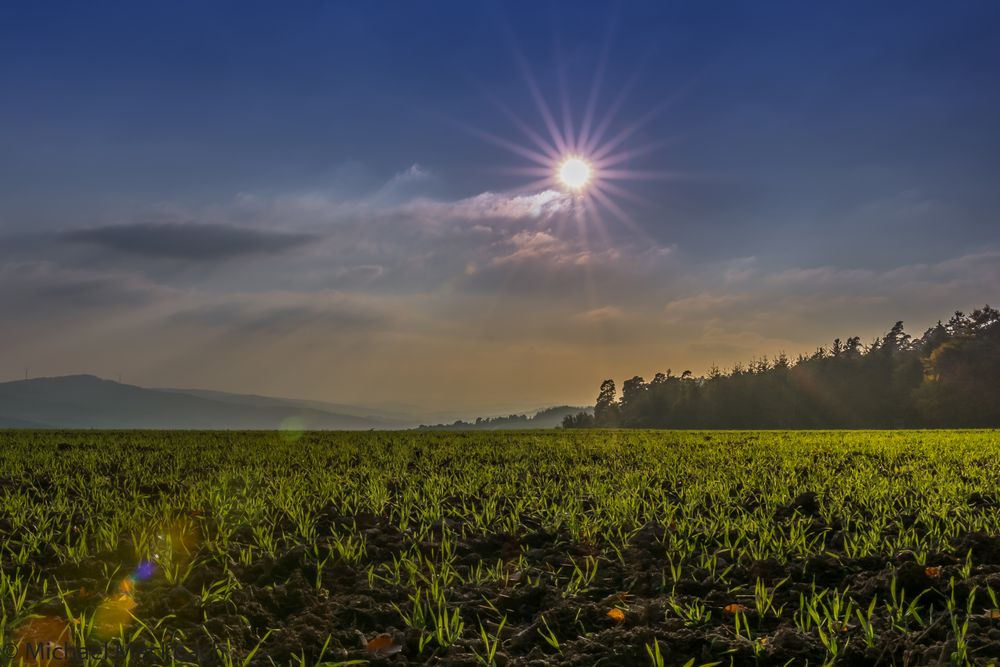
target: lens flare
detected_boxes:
[280,415,306,442]
[133,560,156,581]
[93,561,156,640]
[94,594,138,639]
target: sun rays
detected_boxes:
[467,29,682,248]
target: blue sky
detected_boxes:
[2,1,998,413]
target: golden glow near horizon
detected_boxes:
[558,156,592,190]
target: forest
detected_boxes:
[564,305,1000,429]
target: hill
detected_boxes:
[0,375,406,430]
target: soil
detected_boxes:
[36,513,1000,666]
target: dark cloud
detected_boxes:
[33,275,162,309]
[62,223,318,260]
[0,262,171,313]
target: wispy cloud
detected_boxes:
[63,223,318,260]
[575,305,624,323]
[399,190,571,224]
[167,290,391,335]
[0,262,174,313]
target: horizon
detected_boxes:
[2,1,999,412]
[0,372,592,423]
[0,300,985,419]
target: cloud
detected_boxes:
[723,257,757,284]
[761,251,1000,300]
[167,290,390,335]
[331,264,385,286]
[387,164,431,186]
[1,177,663,309]
[62,223,318,260]
[218,183,570,234]
[490,230,563,265]
[664,293,739,318]
[198,182,660,299]
[21,164,997,408]
[375,164,434,202]
[484,229,635,275]
[400,190,571,225]
[575,306,624,323]
[0,262,173,313]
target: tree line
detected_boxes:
[563,305,1000,429]
[420,406,590,431]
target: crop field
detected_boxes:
[1,430,1000,666]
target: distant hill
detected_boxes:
[0,375,408,430]
[0,415,50,428]
[156,387,417,423]
[0,375,584,431]
[417,405,592,430]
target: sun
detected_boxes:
[558,156,592,190]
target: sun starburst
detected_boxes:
[464,34,681,243]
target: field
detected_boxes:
[2,430,1000,666]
